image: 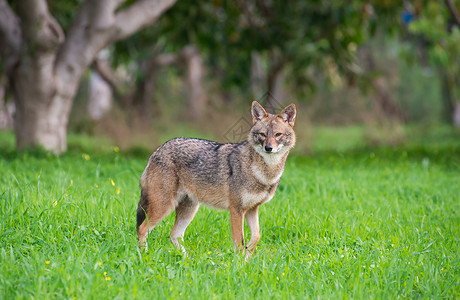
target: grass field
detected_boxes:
[1,129,459,298]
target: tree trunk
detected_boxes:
[15,94,72,152]
[251,51,266,100]
[264,49,286,113]
[267,67,285,110]
[0,0,177,153]
[138,61,156,120]
[0,77,14,129]
[453,102,460,127]
[135,53,176,119]
[88,71,113,121]
[266,68,286,113]
[372,77,406,122]
[441,70,460,127]
[181,46,206,120]
[11,0,69,152]
[92,54,123,99]
[358,44,405,122]
[13,67,72,151]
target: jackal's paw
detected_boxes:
[171,238,188,257]
[244,249,255,261]
[177,244,188,257]
[139,240,148,253]
[244,253,251,262]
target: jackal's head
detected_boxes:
[249,101,296,156]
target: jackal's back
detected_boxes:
[142,137,249,187]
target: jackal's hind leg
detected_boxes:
[170,197,199,256]
[137,191,175,252]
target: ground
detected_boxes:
[0,127,459,298]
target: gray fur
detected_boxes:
[137,102,297,256]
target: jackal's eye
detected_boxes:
[258,132,266,139]
[275,132,283,137]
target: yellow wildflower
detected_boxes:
[104,272,107,276]
[83,154,90,161]
[105,277,111,281]
[116,188,120,195]
[111,179,115,186]
[45,261,50,265]
[113,146,120,153]
[98,262,102,266]
[54,201,57,206]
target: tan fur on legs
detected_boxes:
[230,207,245,251]
[138,194,175,251]
[138,164,180,251]
[245,205,260,257]
[170,197,199,255]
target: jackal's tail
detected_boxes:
[137,189,148,231]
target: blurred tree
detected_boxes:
[112,1,217,120]
[112,0,403,111]
[402,0,460,126]
[6,0,441,152]
[226,1,369,107]
[0,0,176,153]
[207,0,403,109]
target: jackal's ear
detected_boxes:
[251,101,268,124]
[279,104,296,127]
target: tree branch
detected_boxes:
[92,58,123,98]
[55,0,177,96]
[445,0,460,28]
[154,53,177,66]
[55,0,120,95]
[112,0,177,42]
[0,0,21,73]
[16,0,64,52]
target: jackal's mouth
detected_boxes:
[261,144,284,154]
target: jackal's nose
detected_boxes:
[265,145,273,152]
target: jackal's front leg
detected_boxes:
[229,208,245,251]
[244,206,260,256]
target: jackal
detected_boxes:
[137,101,296,256]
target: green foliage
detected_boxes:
[0,130,459,298]
[47,0,85,31]
[407,1,460,70]
[396,62,442,123]
[401,0,460,122]
[110,0,405,95]
[9,0,407,103]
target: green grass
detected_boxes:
[0,129,459,298]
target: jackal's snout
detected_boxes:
[263,135,277,153]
